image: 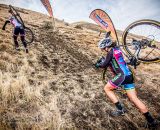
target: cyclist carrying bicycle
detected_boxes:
[2,9,28,53]
[95,32,159,128]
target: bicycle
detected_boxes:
[9,5,34,44]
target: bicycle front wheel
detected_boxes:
[122,19,160,63]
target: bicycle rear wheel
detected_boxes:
[122,19,160,63]
[24,27,34,44]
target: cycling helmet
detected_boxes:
[98,37,112,49]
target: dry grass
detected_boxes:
[0,3,160,130]
[43,21,54,29]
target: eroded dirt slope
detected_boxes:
[0,4,160,130]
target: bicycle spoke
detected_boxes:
[142,48,155,60]
[152,51,160,59]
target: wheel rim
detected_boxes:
[123,20,160,62]
[25,27,34,44]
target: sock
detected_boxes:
[115,101,123,110]
[143,112,155,123]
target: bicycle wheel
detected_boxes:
[122,19,160,63]
[24,27,34,44]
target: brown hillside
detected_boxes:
[0,4,160,130]
[70,21,123,40]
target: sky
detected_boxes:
[0,0,159,30]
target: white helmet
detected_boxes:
[98,37,112,49]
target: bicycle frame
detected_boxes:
[9,5,25,28]
[118,42,141,69]
[125,38,155,68]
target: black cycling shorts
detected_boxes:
[109,74,135,90]
[13,26,25,36]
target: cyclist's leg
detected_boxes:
[122,74,147,113]
[104,73,124,103]
[20,28,28,53]
[104,81,127,116]
[13,35,18,48]
[125,86,148,113]
[13,28,19,49]
[104,74,126,116]
[104,81,119,103]
[20,28,27,48]
[125,86,156,125]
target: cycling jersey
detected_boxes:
[8,16,25,36]
[9,16,22,28]
[100,47,135,90]
[100,47,132,76]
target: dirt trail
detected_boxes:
[0,4,160,130]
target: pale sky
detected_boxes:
[0,0,159,30]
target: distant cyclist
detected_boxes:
[2,9,28,53]
[94,31,159,128]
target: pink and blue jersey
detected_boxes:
[100,47,131,76]
[100,47,135,90]
[9,16,22,28]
